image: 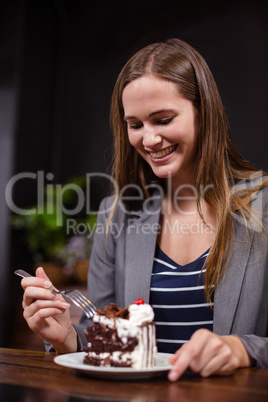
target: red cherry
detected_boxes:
[134,298,145,305]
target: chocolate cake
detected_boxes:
[83,299,157,368]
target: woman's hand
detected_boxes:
[21,266,77,353]
[168,329,251,381]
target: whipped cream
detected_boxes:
[92,301,155,329]
[128,303,154,326]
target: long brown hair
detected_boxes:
[110,38,268,302]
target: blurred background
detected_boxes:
[0,0,267,349]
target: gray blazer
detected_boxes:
[77,184,268,367]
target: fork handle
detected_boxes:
[14,269,33,278]
[14,269,60,293]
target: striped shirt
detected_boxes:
[150,244,214,353]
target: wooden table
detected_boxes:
[1,348,268,402]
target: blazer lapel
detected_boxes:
[124,198,161,306]
[213,219,255,335]
[214,183,265,335]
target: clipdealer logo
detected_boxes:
[5,171,117,226]
[5,170,265,234]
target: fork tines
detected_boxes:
[65,290,96,318]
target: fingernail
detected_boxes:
[168,370,179,382]
[62,302,70,308]
[44,280,52,288]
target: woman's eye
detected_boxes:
[158,117,173,125]
[128,123,142,130]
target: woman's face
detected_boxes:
[122,75,199,186]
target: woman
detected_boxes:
[20,39,268,381]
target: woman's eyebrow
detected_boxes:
[124,109,176,121]
[124,115,136,121]
[149,109,176,117]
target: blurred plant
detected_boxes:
[56,235,93,275]
[10,176,97,267]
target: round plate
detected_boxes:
[54,352,172,380]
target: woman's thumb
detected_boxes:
[35,266,51,281]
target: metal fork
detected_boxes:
[14,269,96,318]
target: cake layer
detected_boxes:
[84,352,133,367]
[85,322,138,353]
[85,322,156,368]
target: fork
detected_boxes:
[14,269,96,318]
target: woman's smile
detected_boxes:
[148,144,178,161]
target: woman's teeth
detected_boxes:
[150,145,177,159]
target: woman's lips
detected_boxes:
[149,144,178,161]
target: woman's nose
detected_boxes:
[142,127,162,149]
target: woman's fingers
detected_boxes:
[23,298,70,320]
[35,266,51,281]
[168,332,208,381]
[21,276,52,291]
[199,351,236,377]
[20,267,53,295]
[22,285,62,309]
[23,298,71,340]
[18,266,76,353]
[167,329,240,381]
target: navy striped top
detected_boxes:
[150,244,214,354]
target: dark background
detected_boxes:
[0,0,267,347]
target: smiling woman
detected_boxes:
[18,38,268,381]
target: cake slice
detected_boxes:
[83,298,157,368]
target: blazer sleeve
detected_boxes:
[45,196,118,353]
[238,335,268,368]
[87,196,117,308]
[77,196,118,349]
[232,183,268,368]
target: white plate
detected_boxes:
[54,352,172,380]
